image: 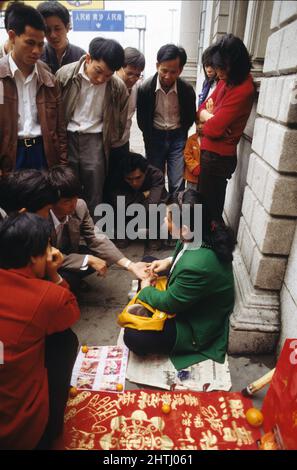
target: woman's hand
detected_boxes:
[149,257,172,277]
[206,97,214,114]
[140,278,152,289]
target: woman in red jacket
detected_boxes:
[197,34,255,222]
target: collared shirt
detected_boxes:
[169,243,188,275]
[8,53,41,138]
[153,76,180,130]
[169,241,201,275]
[50,209,69,246]
[50,210,88,270]
[111,79,138,148]
[67,60,106,134]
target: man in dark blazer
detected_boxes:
[137,44,196,195]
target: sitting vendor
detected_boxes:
[123,189,235,370]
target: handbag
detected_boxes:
[117,277,175,331]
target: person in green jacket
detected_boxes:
[123,189,235,370]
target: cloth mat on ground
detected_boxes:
[54,389,260,450]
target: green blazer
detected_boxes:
[138,241,234,370]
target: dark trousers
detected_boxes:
[198,150,237,222]
[36,329,78,449]
[59,266,93,293]
[123,256,177,355]
[124,318,177,355]
[67,131,105,218]
[145,128,186,194]
[16,137,48,170]
[58,245,95,293]
[104,142,130,202]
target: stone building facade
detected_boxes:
[179,0,297,354]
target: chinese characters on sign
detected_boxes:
[73,10,125,32]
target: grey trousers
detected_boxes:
[67,131,106,217]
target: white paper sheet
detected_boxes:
[117,329,231,391]
[71,345,129,393]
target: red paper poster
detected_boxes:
[55,390,261,450]
[262,338,297,450]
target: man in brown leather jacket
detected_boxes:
[0,3,67,174]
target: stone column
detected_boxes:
[229,1,297,354]
[244,0,274,76]
[179,0,200,88]
[212,0,230,42]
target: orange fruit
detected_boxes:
[245,407,264,427]
[81,345,88,353]
[161,403,171,414]
[116,383,123,392]
[69,386,78,398]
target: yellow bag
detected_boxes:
[118,277,175,331]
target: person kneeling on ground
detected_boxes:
[109,151,168,248]
[0,213,80,449]
[123,189,235,370]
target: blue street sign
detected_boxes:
[72,10,125,32]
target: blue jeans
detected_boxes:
[16,137,48,170]
[146,128,186,194]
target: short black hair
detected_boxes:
[201,45,215,67]
[210,34,251,85]
[157,44,187,68]
[89,37,124,71]
[167,189,235,263]
[0,154,13,174]
[0,213,51,269]
[37,1,70,27]
[4,1,25,31]
[6,2,46,35]
[121,152,148,176]
[123,47,145,70]
[48,165,81,199]
[0,169,59,214]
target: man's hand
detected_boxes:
[46,246,64,282]
[128,261,151,280]
[88,255,107,276]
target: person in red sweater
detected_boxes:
[0,213,80,449]
[197,34,255,222]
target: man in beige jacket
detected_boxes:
[56,37,129,218]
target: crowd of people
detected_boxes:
[0,1,255,450]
